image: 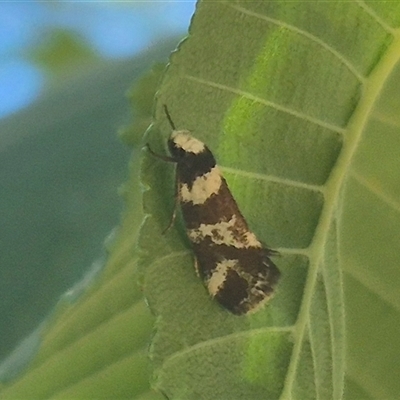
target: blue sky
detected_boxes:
[0,2,195,119]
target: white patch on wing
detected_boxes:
[207,259,237,296]
[245,291,274,314]
[171,130,205,154]
[187,215,262,248]
[180,166,222,204]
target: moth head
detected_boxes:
[168,130,206,156]
[163,105,215,169]
[168,131,216,171]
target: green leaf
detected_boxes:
[340,23,400,400]
[3,2,399,399]
[139,1,400,399]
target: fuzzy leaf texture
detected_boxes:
[2,2,399,400]
[141,1,400,400]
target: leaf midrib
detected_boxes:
[281,27,400,400]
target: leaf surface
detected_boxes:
[140,1,400,399]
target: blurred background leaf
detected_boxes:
[0,0,194,365]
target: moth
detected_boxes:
[147,106,280,315]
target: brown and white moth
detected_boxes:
[147,106,280,315]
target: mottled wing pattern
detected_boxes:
[167,129,280,315]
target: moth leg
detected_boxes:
[266,248,280,257]
[193,256,201,278]
[162,168,180,234]
[259,241,279,257]
[146,143,179,233]
[145,143,176,163]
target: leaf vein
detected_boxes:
[345,267,400,313]
[230,4,365,83]
[160,326,294,369]
[373,112,400,128]
[308,321,323,400]
[185,75,346,134]
[221,166,324,193]
[351,170,400,212]
[283,35,400,397]
[356,0,396,34]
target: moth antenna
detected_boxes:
[163,104,176,130]
[162,169,180,234]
